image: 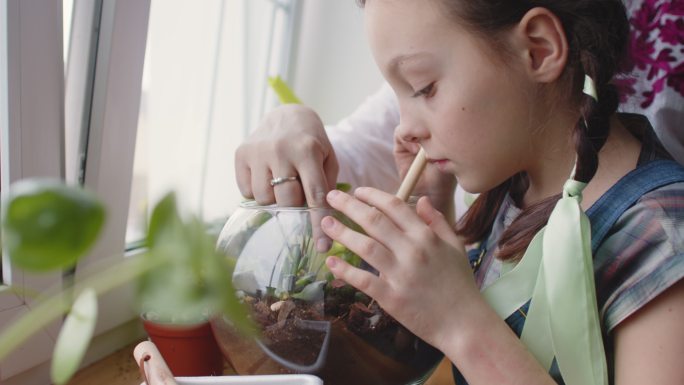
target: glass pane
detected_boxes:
[127,0,294,243]
[0,108,2,286]
[63,0,74,64]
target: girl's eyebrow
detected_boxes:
[389,52,431,75]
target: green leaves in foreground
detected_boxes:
[335,182,352,193]
[51,289,98,385]
[1,179,105,271]
[138,193,253,334]
[0,183,253,385]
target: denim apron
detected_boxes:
[452,159,684,384]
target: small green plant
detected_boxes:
[0,179,252,384]
[236,184,362,304]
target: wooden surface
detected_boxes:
[68,340,455,385]
[68,340,146,385]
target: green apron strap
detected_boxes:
[539,180,607,385]
[482,230,544,318]
[482,179,608,385]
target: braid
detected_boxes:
[570,7,627,182]
[454,0,630,261]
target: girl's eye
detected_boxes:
[412,83,435,98]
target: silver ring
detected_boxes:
[270,176,299,187]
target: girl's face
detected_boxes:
[365,0,545,193]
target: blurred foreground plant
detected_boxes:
[0,179,252,384]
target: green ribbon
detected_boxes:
[482,179,608,385]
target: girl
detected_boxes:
[319,1,684,384]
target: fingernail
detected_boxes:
[321,216,335,229]
[327,189,340,201]
[326,257,337,268]
[317,238,332,252]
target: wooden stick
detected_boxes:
[395,147,428,202]
[134,341,178,385]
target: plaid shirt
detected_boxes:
[478,182,684,333]
[465,120,684,384]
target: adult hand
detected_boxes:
[235,104,339,208]
[321,187,479,348]
[394,135,457,224]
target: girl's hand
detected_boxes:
[394,135,457,223]
[321,187,478,348]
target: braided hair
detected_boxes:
[448,0,630,260]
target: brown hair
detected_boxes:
[359,0,630,261]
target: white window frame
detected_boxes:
[2,0,302,380]
[0,0,65,380]
[1,0,150,382]
[68,0,150,335]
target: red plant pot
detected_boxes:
[142,317,224,377]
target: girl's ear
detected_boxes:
[512,7,568,83]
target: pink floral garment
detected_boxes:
[617,0,684,164]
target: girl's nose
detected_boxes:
[397,128,420,143]
[396,101,429,143]
[396,115,426,144]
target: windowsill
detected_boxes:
[67,341,456,385]
[3,310,455,385]
[69,340,147,385]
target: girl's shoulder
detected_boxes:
[593,178,684,333]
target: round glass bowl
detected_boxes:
[212,202,442,385]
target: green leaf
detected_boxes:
[50,289,98,385]
[294,273,316,292]
[147,192,181,248]
[140,196,254,332]
[2,179,105,271]
[292,280,326,301]
[335,182,352,192]
[267,75,302,104]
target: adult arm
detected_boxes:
[325,82,401,192]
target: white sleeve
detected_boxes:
[326,83,401,193]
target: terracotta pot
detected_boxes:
[141,316,224,377]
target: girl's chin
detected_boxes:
[455,176,495,195]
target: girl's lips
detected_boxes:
[428,158,450,172]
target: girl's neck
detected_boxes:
[521,111,578,208]
[580,115,641,210]
[520,114,642,210]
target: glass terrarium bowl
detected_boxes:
[211,201,442,385]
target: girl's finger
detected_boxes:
[325,189,410,253]
[416,196,464,248]
[321,215,395,274]
[325,256,385,301]
[353,187,426,231]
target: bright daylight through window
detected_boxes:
[127,0,298,244]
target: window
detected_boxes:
[1,0,382,382]
[2,0,150,382]
[127,0,301,244]
[0,0,66,379]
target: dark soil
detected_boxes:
[212,282,442,385]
